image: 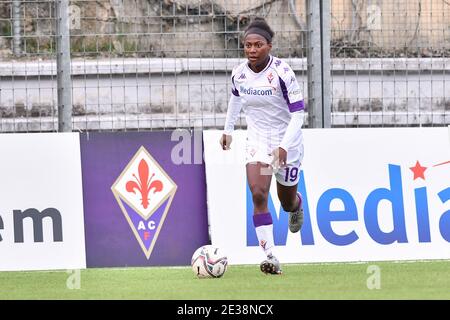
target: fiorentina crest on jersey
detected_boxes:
[111,146,177,259]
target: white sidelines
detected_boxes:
[204,128,450,265]
[0,133,86,271]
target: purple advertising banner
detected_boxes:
[80,131,209,267]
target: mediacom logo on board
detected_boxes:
[111,146,177,259]
[247,160,450,246]
[0,208,63,243]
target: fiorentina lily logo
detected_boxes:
[111,146,177,259]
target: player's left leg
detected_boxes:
[277,182,303,233]
[275,164,304,233]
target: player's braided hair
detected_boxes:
[244,17,275,43]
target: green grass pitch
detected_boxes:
[1,260,449,300]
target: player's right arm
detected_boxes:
[221,68,243,150]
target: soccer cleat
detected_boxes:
[260,255,282,275]
[288,192,304,233]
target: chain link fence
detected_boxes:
[331,0,450,126]
[0,0,449,132]
[1,0,57,131]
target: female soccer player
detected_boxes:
[220,17,305,275]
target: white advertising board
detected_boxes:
[0,133,86,271]
[204,128,450,264]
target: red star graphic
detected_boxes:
[410,161,427,180]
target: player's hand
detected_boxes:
[270,147,287,168]
[220,134,232,150]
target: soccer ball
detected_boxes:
[191,245,228,278]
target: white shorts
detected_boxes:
[245,142,304,187]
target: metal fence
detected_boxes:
[330,0,450,127]
[0,0,449,132]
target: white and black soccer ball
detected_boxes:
[191,245,228,278]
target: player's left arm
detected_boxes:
[273,65,305,166]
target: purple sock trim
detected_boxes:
[253,212,273,227]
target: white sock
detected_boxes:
[255,224,275,258]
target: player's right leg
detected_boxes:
[246,162,282,275]
[260,255,282,275]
